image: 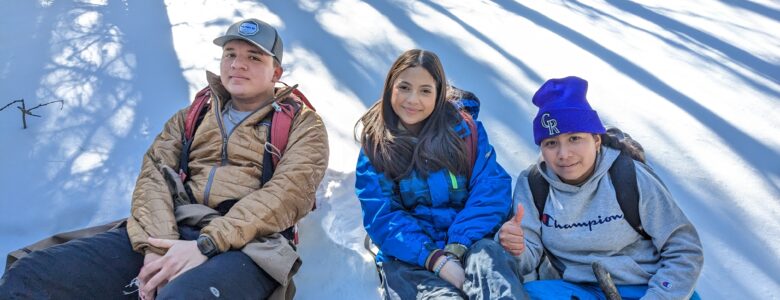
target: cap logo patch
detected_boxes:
[541,113,560,136]
[238,21,259,36]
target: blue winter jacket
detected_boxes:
[355,120,512,268]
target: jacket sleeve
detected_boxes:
[200,107,329,252]
[356,150,436,267]
[635,163,704,300]
[126,109,187,254]
[447,121,512,248]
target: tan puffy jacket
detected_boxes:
[127,72,329,254]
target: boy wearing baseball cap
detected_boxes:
[1,18,328,300]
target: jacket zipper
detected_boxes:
[203,166,218,207]
[202,94,265,206]
[203,94,227,206]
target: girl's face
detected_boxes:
[390,66,437,135]
[540,133,602,185]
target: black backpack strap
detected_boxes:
[609,151,651,240]
[525,164,558,274]
[526,164,549,219]
[261,116,275,188]
[260,115,296,242]
[179,102,210,182]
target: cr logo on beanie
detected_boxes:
[531,76,606,145]
[540,113,560,136]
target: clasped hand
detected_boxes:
[137,238,208,300]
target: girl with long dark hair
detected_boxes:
[355,49,528,299]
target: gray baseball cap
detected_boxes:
[213,18,283,64]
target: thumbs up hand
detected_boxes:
[511,204,524,224]
[499,204,526,256]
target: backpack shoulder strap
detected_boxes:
[449,87,480,174]
[179,87,212,181]
[268,92,308,167]
[262,87,314,245]
[609,151,652,240]
[184,87,212,140]
[265,88,316,205]
[291,88,315,111]
[526,164,549,219]
[258,112,300,243]
[459,111,479,168]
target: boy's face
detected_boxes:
[219,40,281,103]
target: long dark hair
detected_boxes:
[355,49,469,181]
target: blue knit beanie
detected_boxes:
[532,76,606,145]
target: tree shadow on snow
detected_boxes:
[0,0,188,268]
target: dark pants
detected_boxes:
[0,225,277,299]
[381,239,529,300]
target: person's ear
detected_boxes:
[272,65,283,82]
[593,134,602,149]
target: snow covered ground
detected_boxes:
[1,0,778,298]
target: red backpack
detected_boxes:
[178,83,315,244]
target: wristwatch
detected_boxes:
[444,243,468,261]
[196,234,219,258]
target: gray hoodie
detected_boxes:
[513,147,703,300]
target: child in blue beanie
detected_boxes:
[498,76,704,299]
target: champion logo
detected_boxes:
[541,213,624,231]
[662,281,672,289]
[238,21,259,36]
[541,113,560,136]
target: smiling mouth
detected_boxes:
[559,162,579,169]
[402,106,419,113]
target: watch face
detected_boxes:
[197,236,216,256]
